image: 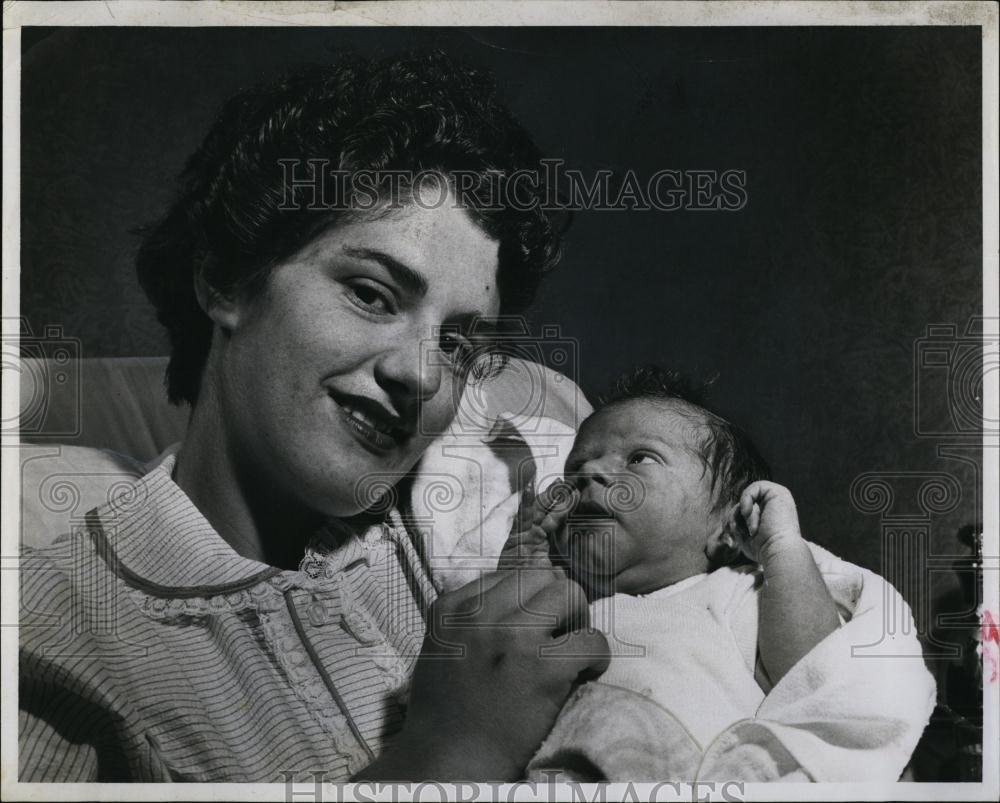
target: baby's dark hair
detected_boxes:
[599,365,771,508]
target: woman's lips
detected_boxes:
[332,396,408,453]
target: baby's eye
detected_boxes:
[628,452,659,466]
[347,281,395,314]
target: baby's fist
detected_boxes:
[732,481,802,563]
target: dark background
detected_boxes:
[20,27,984,711]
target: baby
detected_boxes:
[501,366,936,782]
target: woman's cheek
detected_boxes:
[421,374,462,435]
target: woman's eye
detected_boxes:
[628,453,658,466]
[439,331,475,367]
[347,281,395,314]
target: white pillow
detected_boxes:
[18,358,591,571]
[18,444,150,549]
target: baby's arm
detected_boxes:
[735,481,841,686]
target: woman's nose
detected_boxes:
[373,333,444,407]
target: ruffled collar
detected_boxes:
[90,448,384,597]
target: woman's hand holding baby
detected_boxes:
[357,483,607,780]
[358,568,609,780]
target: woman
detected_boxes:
[19,51,609,782]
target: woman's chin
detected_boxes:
[300,454,421,520]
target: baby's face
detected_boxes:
[557,398,726,597]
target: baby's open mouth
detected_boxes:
[562,499,617,554]
[559,520,618,601]
[567,497,614,523]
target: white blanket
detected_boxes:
[527,543,937,782]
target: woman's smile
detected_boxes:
[328,390,412,454]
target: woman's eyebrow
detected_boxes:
[341,245,428,298]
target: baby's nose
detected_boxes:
[572,459,612,489]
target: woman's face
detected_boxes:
[215,190,501,517]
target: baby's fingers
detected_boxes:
[512,481,539,532]
[740,481,785,512]
[739,485,758,520]
[739,482,769,538]
[539,510,568,539]
[537,481,578,515]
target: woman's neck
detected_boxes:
[173,373,324,570]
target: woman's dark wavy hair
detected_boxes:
[599,365,772,510]
[136,50,566,405]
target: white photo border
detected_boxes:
[2,2,997,801]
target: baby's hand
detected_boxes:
[731,481,803,564]
[498,480,579,570]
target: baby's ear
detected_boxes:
[705,505,743,567]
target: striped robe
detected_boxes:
[19,453,435,782]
